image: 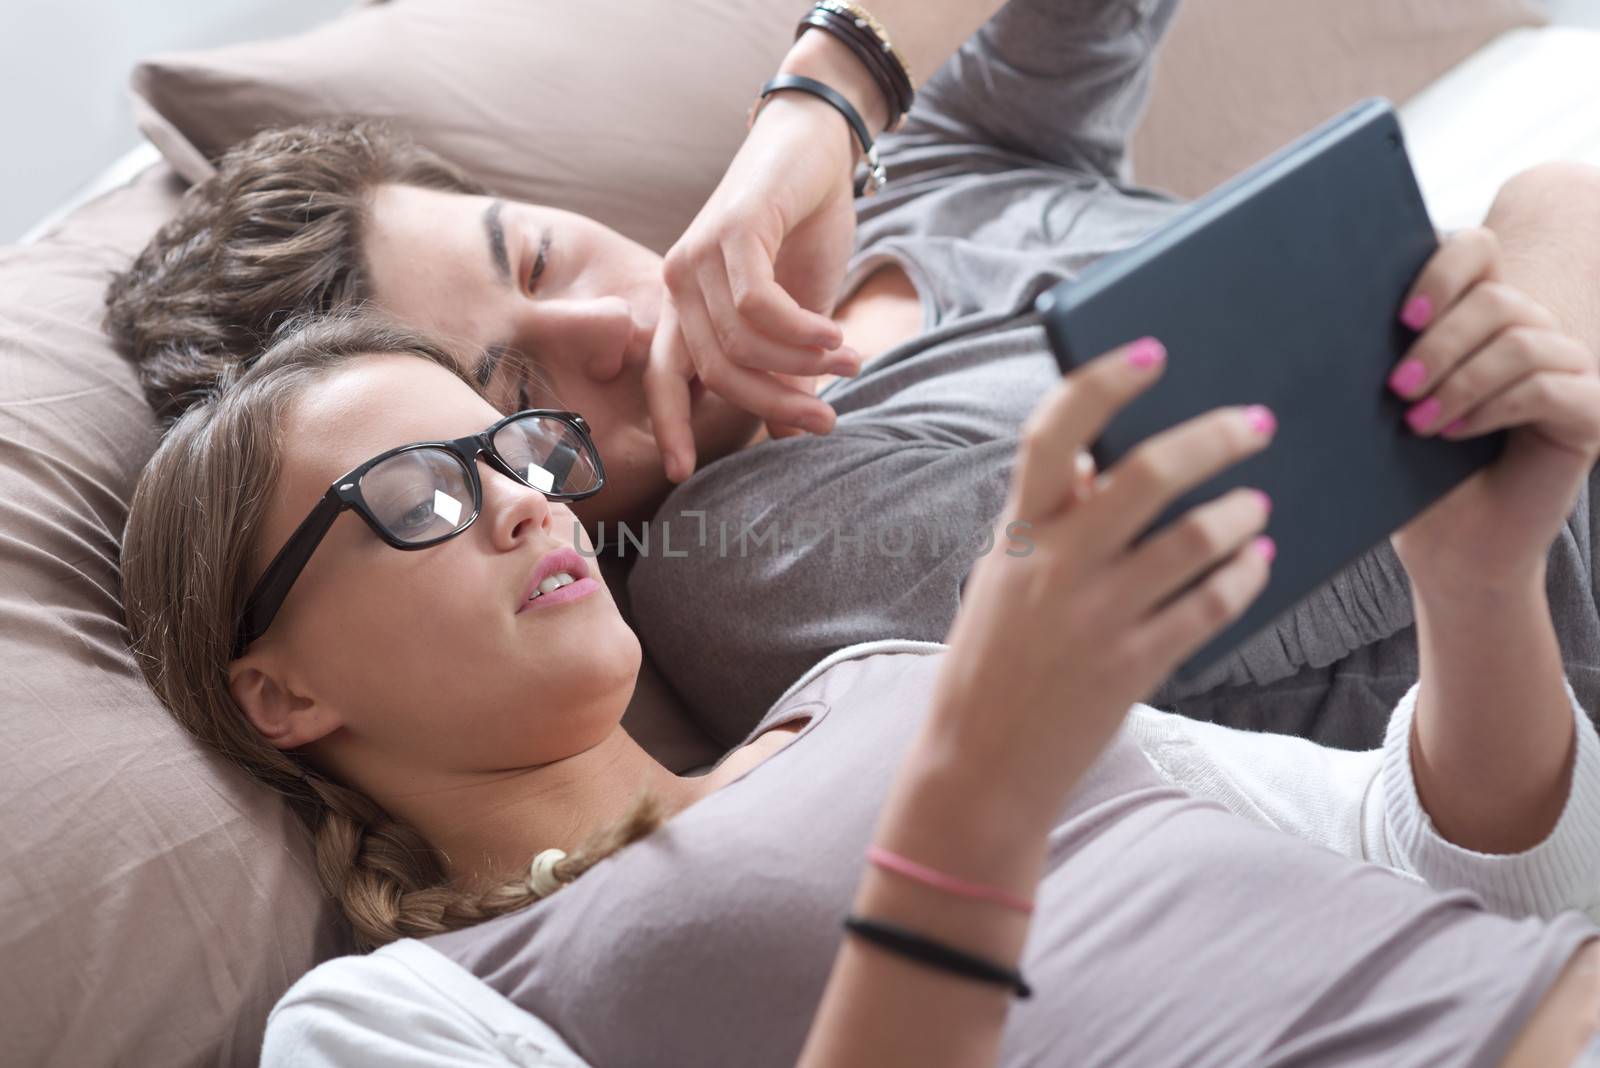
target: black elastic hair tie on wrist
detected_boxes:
[757,74,888,198]
[843,915,1033,999]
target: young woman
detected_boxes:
[122,247,1600,1064]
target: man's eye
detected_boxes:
[517,383,531,411]
[525,233,550,294]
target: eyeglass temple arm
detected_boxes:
[234,490,346,657]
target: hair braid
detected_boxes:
[307,775,667,949]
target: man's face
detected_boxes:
[362,184,760,525]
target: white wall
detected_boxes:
[0,0,336,241]
[1545,0,1600,28]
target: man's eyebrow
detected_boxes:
[475,344,508,390]
[483,199,511,284]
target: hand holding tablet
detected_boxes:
[1034,99,1600,681]
[1387,228,1600,605]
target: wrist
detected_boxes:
[780,26,892,140]
[879,741,1055,895]
[1409,560,1547,616]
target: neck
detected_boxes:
[381,726,714,886]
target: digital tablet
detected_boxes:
[1035,98,1504,681]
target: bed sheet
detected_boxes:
[1401,27,1600,230]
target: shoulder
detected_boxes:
[263,939,588,1067]
[770,639,948,708]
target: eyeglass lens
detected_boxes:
[491,416,601,496]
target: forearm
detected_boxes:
[1411,574,1577,853]
[797,709,1078,1068]
[1485,162,1600,355]
[779,1,1007,135]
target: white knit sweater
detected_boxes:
[262,639,1600,1067]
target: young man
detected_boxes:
[108,0,1600,748]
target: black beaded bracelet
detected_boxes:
[754,74,888,197]
[843,915,1033,999]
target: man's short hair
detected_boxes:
[105,120,486,422]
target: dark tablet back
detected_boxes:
[1036,99,1503,681]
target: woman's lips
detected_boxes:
[519,575,601,612]
[516,546,594,614]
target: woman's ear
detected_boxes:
[228,657,341,750]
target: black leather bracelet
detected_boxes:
[755,74,888,197]
[806,1,916,123]
[796,10,910,128]
[843,915,1034,999]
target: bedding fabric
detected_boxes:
[129,0,1541,256]
[0,164,350,1067]
[1131,0,1544,197]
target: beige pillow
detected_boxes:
[133,0,811,255]
[0,165,349,1067]
[1132,0,1546,197]
[133,0,1543,250]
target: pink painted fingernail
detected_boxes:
[1400,295,1434,331]
[1253,536,1277,564]
[1249,489,1272,514]
[1244,405,1277,436]
[1387,359,1426,397]
[1443,418,1467,436]
[1126,337,1167,369]
[1406,397,1443,433]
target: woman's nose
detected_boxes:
[523,296,643,383]
[482,459,554,549]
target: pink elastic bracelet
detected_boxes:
[865,845,1035,915]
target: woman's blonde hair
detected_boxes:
[120,314,660,950]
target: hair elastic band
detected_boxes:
[528,848,567,897]
[844,915,1032,999]
[867,845,1036,914]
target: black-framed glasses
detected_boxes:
[234,409,604,656]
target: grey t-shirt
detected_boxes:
[627,0,1600,749]
[427,647,1593,1068]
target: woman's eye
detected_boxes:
[391,496,439,534]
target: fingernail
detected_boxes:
[1400,294,1434,331]
[664,453,683,482]
[1253,535,1277,564]
[1126,337,1167,369]
[1406,397,1442,433]
[1443,418,1467,436]
[826,355,860,376]
[1244,405,1277,436]
[1249,489,1272,515]
[1387,359,1426,397]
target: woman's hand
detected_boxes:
[1388,228,1600,602]
[645,92,866,483]
[930,339,1277,809]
